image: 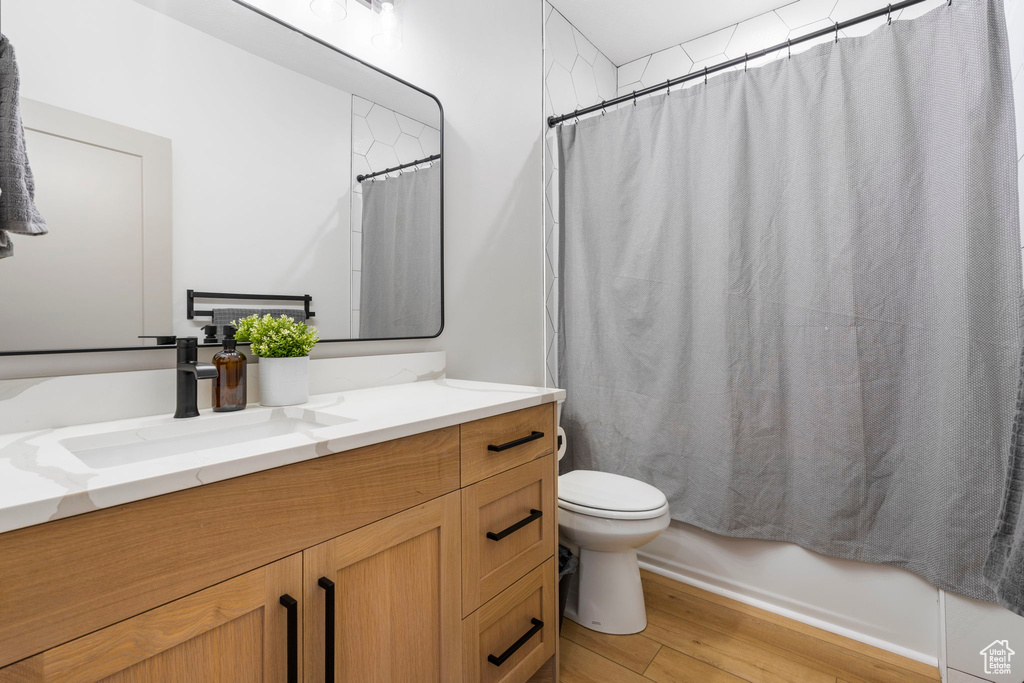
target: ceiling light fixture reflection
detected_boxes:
[371,0,403,51]
[310,0,347,22]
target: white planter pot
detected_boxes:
[258,356,309,406]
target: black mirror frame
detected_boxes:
[0,0,444,357]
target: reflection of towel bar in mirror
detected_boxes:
[357,153,440,183]
[186,290,315,321]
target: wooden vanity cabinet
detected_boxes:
[1,555,303,682]
[0,403,559,682]
[302,493,462,682]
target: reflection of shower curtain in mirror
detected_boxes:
[557,0,1023,601]
[359,164,441,338]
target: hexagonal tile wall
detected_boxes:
[544,2,618,387]
[351,95,440,337]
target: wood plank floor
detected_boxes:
[559,569,941,683]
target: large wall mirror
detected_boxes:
[0,0,443,355]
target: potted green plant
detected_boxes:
[234,314,319,406]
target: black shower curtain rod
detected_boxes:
[357,153,441,182]
[548,0,941,127]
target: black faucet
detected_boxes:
[175,337,217,418]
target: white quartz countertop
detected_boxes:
[0,379,565,535]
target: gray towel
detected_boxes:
[210,308,307,340]
[985,343,1024,616]
[0,223,11,260]
[0,35,47,248]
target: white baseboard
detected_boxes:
[638,552,939,669]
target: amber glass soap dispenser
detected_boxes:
[212,326,247,412]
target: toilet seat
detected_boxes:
[558,470,669,521]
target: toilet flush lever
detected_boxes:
[487,509,543,541]
[488,431,545,452]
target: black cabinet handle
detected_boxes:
[487,509,543,541]
[279,594,298,683]
[318,577,335,683]
[488,431,545,452]
[488,618,544,667]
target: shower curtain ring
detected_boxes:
[744,53,748,72]
[666,78,671,95]
[704,66,708,85]
[887,4,892,24]
[600,100,607,115]
[788,38,792,59]
[632,90,638,106]
[835,21,840,43]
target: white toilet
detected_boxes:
[558,468,670,635]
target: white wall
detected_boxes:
[3,0,353,341]
[0,0,545,386]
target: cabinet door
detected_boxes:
[0,554,302,682]
[304,492,462,682]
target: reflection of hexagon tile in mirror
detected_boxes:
[788,20,837,55]
[366,105,401,146]
[545,196,555,246]
[686,55,723,81]
[396,112,426,138]
[725,12,789,59]
[899,0,945,20]
[573,27,599,65]
[571,59,600,108]
[419,127,441,157]
[775,0,839,30]
[352,153,371,184]
[681,25,736,63]
[618,57,649,88]
[830,0,886,23]
[546,133,559,173]
[547,63,578,117]
[352,95,373,117]
[618,80,641,98]
[366,142,400,176]
[547,9,578,71]
[351,231,362,271]
[545,171,558,219]
[594,53,617,102]
[641,46,693,87]
[838,13,888,37]
[352,115,373,156]
[394,133,424,164]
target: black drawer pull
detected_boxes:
[488,431,545,452]
[279,594,298,683]
[487,509,543,541]
[488,618,544,667]
[318,577,335,683]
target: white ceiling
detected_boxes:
[549,0,792,65]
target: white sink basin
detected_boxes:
[59,411,353,469]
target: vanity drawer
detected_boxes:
[462,454,556,616]
[462,558,557,683]
[461,404,556,486]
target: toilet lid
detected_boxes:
[558,470,668,513]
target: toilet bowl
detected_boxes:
[557,469,670,635]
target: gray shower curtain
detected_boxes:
[557,0,1022,600]
[359,163,441,338]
